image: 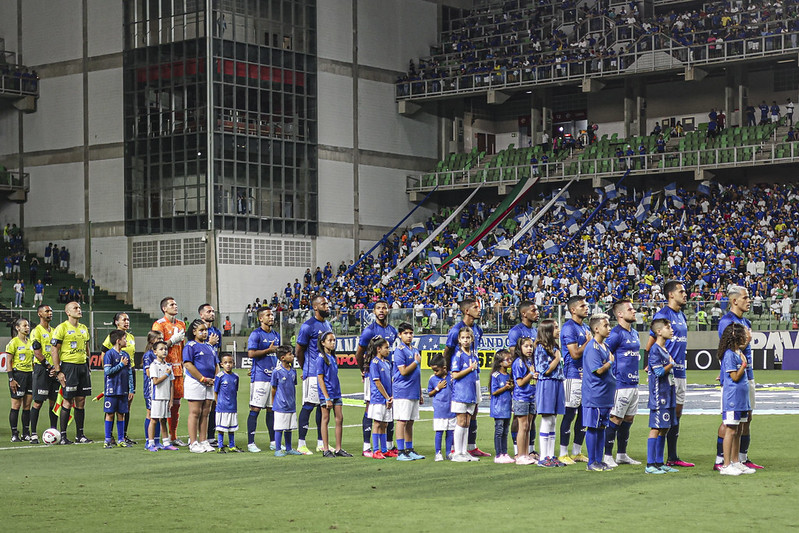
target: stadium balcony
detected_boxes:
[0,46,39,111]
[0,166,29,201]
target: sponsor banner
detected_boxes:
[420,350,498,370]
[234,352,359,370]
[687,349,775,371]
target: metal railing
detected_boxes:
[0,170,29,192]
[0,69,39,98]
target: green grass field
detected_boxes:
[1,370,798,531]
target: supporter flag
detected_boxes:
[554,195,567,205]
[618,185,628,197]
[698,180,711,195]
[648,215,663,229]
[594,187,604,197]
[470,260,483,273]
[53,387,73,426]
[493,245,511,257]
[518,253,529,265]
[641,191,652,207]
[664,182,677,197]
[611,219,628,232]
[604,183,617,199]
[595,223,607,234]
[634,203,647,223]
[428,271,445,288]
[672,196,685,209]
[564,205,581,219]
[428,250,443,265]
[409,222,426,236]
[567,218,580,234]
[543,240,559,255]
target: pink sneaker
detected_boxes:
[494,456,505,464]
[500,454,516,464]
[362,451,373,458]
[667,459,695,468]
[515,455,535,465]
[469,447,491,457]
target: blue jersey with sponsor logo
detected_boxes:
[534,344,564,380]
[582,340,615,408]
[450,348,479,403]
[270,365,297,413]
[142,350,155,400]
[721,349,750,412]
[511,356,535,402]
[649,306,688,378]
[507,322,537,350]
[214,371,238,413]
[392,344,421,400]
[561,319,591,379]
[316,353,341,401]
[647,343,676,410]
[103,347,130,396]
[247,327,280,382]
[718,312,753,380]
[606,325,640,389]
[446,321,483,375]
[183,341,218,379]
[358,321,398,378]
[428,374,452,419]
[296,317,332,379]
[369,357,393,404]
[490,371,512,418]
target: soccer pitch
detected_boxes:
[1,370,797,531]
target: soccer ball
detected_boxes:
[42,428,60,445]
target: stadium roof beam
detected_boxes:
[487,89,510,105]
[685,66,708,81]
[582,78,605,93]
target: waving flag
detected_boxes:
[567,218,580,234]
[604,183,617,199]
[664,182,677,197]
[543,240,559,255]
[428,271,445,288]
[611,219,628,232]
[408,222,426,236]
[595,223,607,234]
[648,215,663,229]
[428,250,443,265]
[698,181,711,195]
[672,196,685,209]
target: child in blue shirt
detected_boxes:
[103,330,131,449]
[317,332,352,458]
[367,336,393,459]
[533,319,565,467]
[214,354,242,453]
[646,319,677,474]
[427,354,453,462]
[393,322,424,461]
[490,349,514,463]
[511,336,536,465]
[718,323,755,476]
[450,327,479,462]
[271,345,302,456]
[581,314,615,471]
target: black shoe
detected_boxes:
[124,436,137,445]
[22,434,31,441]
[217,447,227,454]
[228,446,244,453]
[59,436,74,445]
[30,435,39,445]
[76,435,93,444]
[335,449,353,457]
[209,440,219,447]
[322,450,336,458]
[10,434,21,443]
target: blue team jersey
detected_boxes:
[370,357,393,404]
[718,312,753,381]
[214,371,239,413]
[358,322,398,349]
[507,322,537,350]
[582,340,615,408]
[534,344,564,380]
[649,306,688,378]
[427,374,452,419]
[450,348,479,403]
[247,327,280,382]
[392,344,421,400]
[511,356,535,402]
[142,350,155,400]
[446,321,483,374]
[270,365,297,413]
[561,319,591,379]
[207,326,223,358]
[490,371,512,418]
[182,341,218,379]
[103,348,130,396]
[721,349,750,411]
[606,325,640,389]
[297,317,332,379]
[647,344,676,410]
[316,354,341,401]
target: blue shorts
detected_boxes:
[536,380,565,416]
[582,406,610,428]
[144,397,152,411]
[103,395,129,414]
[649,407,675,429]
[322,398,343,407]
[512,399,536,416]
[722,410,748,426]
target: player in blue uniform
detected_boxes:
[393,322,424,460]
[506,300,539,458]
[354,300,398,456]
[450,326,480,462]
[604,299,642,467]
[317,331,352,457]
[714,285,762,470]
[717,323,756,476]
[199,304,223,447]
[490,349,515,463]
[581,314,615,471]
[646,319,678,474]
[271,345,302,456]
[102,330,132,448]
[533,319,565,467]
[214,354,242,452]
[645,280,694,468]
[444,298,490,457]
[246,307,280,453]
[183,319,219,453]
[367,336,393,459]
[295,295,333,454]
[428,354,454,461]
[559,296,591,464]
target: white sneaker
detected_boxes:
[466,453,480,462]
[616,453,641,465]
[603,455,618,468]
[451,453,471,462]
[247,443,262,453]
[189,442,204,454]
[200,440,214,452]
[733,462,756,474]
[719,464,742,476]
[435,453,444,462]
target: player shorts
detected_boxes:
[302,376,320,405]
[61,362,92,399]
[144,397,152,410]
[393,398,420,421]
[274,411,298,431]
[363,378,371,403]
[249,381,273,409]
[582,406,611,428]
[564,378,582,408]
[33,365,59,403]
[536,379,565,415]
[610,387,639,419]
[367,402,392,422]
[674,377,687,405]
[649,407,675,429]
[322,398,343,407]
[474,380,483,404]
[433,417,457,431]
[450,401,477,415]
[184,376,214,401]
[103,395,129,414]
[215,411,239,432]
[151,399,169,419]
[512,399,536,416]
[723,410,748,426]
[748,379,756,410]
[9,369,32,398]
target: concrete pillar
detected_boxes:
[540,88,552,143]
[636,81,647,137]
[624,79,635,138]
[530,91,542,144]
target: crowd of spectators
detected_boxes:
[0,63,39,94]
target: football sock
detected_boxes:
[207,406,216,440]
[595,428,605,463]
[560,407,576,450]
[21,409,30,436]
[144,418,150,441]
[247,410,258,444]
[446,430,454,455]
[104,420,113,441]
[397,438,405,451]
[435,430,443,454]
[265,409,275,443]
[372,433,380,453]
[315,407,323,441]
[380,433,387,453]
[228,433,236,448]
[453,425,465,455]
[74,408,85,436]
[618,420,632,454]
[59,408,70,435]
[656,435,666,465]
[298,404,312,440]
[218,432,225,448]
[666,417,680,461]
[169,404,180,440]
[406,440,413,451]
[155,421,161,444]
[605,420,618,456]
[585,427,598,464]
[30,406,40,435]
[123,411,130,437]
[387,421,394,447]
[740,434,751,462]
[467,417,477,449]
[573,407,585,446]
[647,437,656,466]
[362,412,372,447]
[275,430,283,451]
[716,436,724,458]
[284,431,292,450]
[116,420,124,442]
[48,406,58,429]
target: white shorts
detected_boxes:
[249,381,273,409]
[151,399,169,419]
[610,387,639,419]
[302,376,319,405]
[450,401,477,415]
[474,379,483,404]
[564,378,582,408]
[33,293,43,304]
[215,412,239,432]
[363,379,371,403]
[748,379,756,410]
[674,377,687,405]
[184,376,214,401]
[367,403,392,422]
[274,411,298,431]
[393,399,420,421]
[433,417,457,431]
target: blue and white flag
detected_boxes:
[641,191,652,207]
[543,239,559,255]
[493,246,511,257]
[611,219,628,232]
[697,181,711,195]
[648,215,663,229]
[409,222,426,236]
[604,183,617,199]
[618,185,628,197]
[664,182,677,197]
[567,218,580,234]
[564,205,581,219]
[595,223,607,234]
[428,271,445,287]
[672,196,684,209]
[428,250,443,265]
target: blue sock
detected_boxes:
[380,433,387,453]
[315,407,323,441]
[247,410,259,445]
[265,409,275,443]
[284,431,292,450]
[618,421,632,454]
[105,420,113,441]
[585,427,598,464]
[362,411,372,446]
[397,438,405,452]
[372,433,380,453]
[740,435,750,455]
[595,428,605,462]
[218,432,224,448]
[511,431,518,445]
[560,407,576,447]
[116,420,125,442]
[435,431,443,454]
[229,433,235,448]
[647,437,656,465]
[275,430,283,451]
[144,418,150,442]
[406,440,413,451]
[446,430,454,454]
[716,436,724,457]
[573,408,586,446]
[298,405,312,440]
[468,417,478,446]
[605,421,619,456]
[656,435,666,464]
[666,417,679,461]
